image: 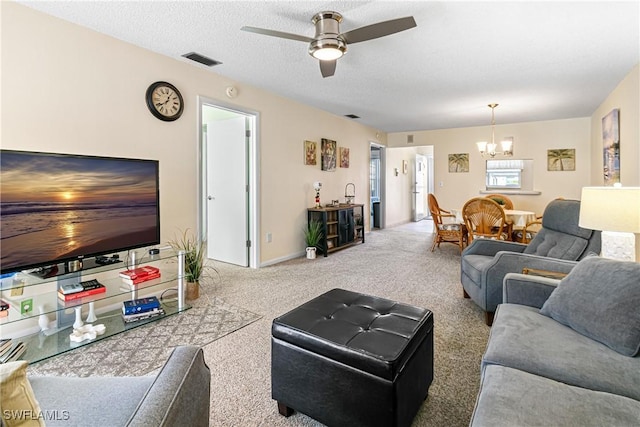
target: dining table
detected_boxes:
[451,208,537,232]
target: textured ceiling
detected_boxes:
[18,1,640,133]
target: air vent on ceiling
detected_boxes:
[344,114,360,119]
[182,52,222,67]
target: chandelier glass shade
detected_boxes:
[477,104,513,157]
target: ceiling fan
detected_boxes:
[241,11,417,78]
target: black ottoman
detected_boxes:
[271,288,434,427]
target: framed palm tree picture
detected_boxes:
[448,153,469,173]
[547,149,575,171]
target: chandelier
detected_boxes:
[476,104,513,157]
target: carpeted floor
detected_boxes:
[204,222,490,426]
[27,296,261,377]
[28,222,490,426]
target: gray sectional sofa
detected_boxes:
[470,256,640,426]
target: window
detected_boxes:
[486,168,522,189]
[486,159,533,191]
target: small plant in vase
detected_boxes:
[304,220,323,259]
[170,229,206,300]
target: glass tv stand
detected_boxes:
[0,249,191,364]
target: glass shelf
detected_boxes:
[18,298,190,364]
[0,248,188,363]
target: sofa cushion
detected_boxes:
[540,256,640,356]
[471,365,640,427]
[483,303,640,401]
[29,375,154,427]
[523,228,588,259]
[0,361,44,427]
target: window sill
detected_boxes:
[479,190,542,195]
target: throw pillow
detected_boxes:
[540,256,640,357]
[0,361,45,427]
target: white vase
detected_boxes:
[85,302,97,323]
[38,305,49,331]
[73,306,84,330]
[306,247,317,259]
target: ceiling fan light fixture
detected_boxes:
[309,38,347,60]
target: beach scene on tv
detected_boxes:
[0,151,159,273]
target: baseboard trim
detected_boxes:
[260,251,304,267]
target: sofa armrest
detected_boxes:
[462,238,527,257]
[503,273,560,309]
[127,346,211,427]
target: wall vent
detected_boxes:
[407,134,414,144]
[344,114,360,119]
[182,52,222,67]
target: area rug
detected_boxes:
[27,295,261,377]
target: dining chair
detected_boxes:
[513,215,543,243]
[428,193,466,251]
[462,197,508,243]
[484,193,514,239]
[484,194,514,209]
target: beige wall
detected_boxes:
[1,2,385,265]
[589,64,640,186]
[387,118,591,216]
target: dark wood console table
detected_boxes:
[308,204,365,257]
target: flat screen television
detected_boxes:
[1,150,160,275]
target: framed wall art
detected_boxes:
[547,149,575,171]
[602,108,620,185]
[321,138,337,171]
[339,147,349,168]
[448,153,469,173]
[304,140,317,165]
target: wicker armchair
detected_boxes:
[513,216,543,243]
[462,197,509,243]
[428,193,466,251]
[484,194,514,209]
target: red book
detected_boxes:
[119,266,160,281]
[121,272,161,285]
[58,285,106,301]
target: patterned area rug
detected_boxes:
[27,296,261,377]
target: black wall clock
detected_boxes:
[146,81,184,121]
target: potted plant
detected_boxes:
[304,220,323,259]
[169,229,206,300]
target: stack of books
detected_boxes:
[0,299,9,319]
[0,339,26,363]
[58,279,106,302]
[122,296,164,323]
[119,266,161,286]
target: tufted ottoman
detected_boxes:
[271,288,434,427]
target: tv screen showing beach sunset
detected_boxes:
[1,150,160,274]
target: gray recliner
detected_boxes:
[460,199,601,325]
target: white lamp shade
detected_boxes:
[501,138,513,153]
[579,187,640,233]
[476,141,487,152]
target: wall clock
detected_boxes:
[145,81,184,121]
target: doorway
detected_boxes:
[198,98,259,268]
[370,143,386,229]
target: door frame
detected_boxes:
[197,96,260,268]
[370,142,386,229]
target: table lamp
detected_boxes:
[579,186,640,261]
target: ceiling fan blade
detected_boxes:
[241,26,313,43]
[341,16,416,44]
[320,60,337,78]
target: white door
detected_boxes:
[414,154,428,221]
[206,116,248,266]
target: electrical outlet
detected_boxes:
[266,232,272,243]
[439,181,444,187]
